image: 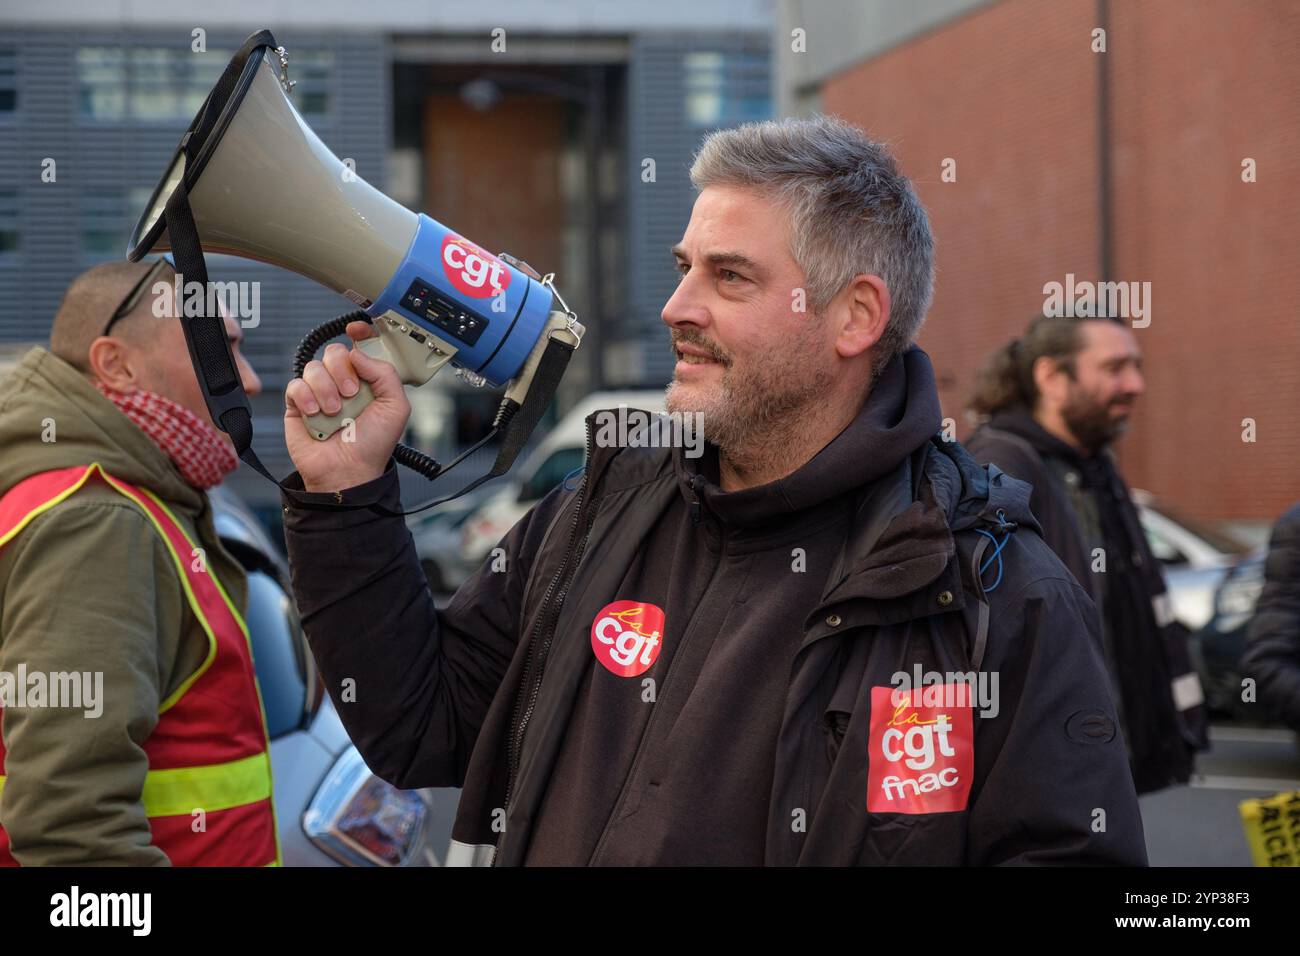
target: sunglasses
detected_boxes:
[103,257,171,337]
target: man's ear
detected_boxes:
[833,273,890,360]
[86,335,142,393]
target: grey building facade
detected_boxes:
[0,4,772,510]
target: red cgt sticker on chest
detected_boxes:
[867,684,974,815]
[590,600,665,677]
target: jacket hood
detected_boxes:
[928,431,1040,537]
[670,346,945,528]
[815,427,1042,610]
[0,347,202,510]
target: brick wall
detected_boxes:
[821,0,1300,522]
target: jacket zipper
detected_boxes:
[686,473,705,525]
[586,493,726,863]
[502,424,597,821]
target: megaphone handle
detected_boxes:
[302,318,457,441]
[303,378,376,442]
[302,336,386,441]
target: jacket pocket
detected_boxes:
[823,709,851,767]
[820,636,871,770]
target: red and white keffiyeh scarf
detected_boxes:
[96,382,239,490]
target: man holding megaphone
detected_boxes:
[277,116,1149,866]
[115,25,1142,867]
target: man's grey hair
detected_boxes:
[689,115,935,375]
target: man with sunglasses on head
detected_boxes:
[0,258,278,866]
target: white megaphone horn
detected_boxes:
[127,30,583,499]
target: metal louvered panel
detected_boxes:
[625,32,771,388]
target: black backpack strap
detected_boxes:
[966,533,995,671]
[963,506,1020,672]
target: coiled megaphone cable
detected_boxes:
[292,312,452,481]
[291,311,551,519]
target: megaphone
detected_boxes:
[127,30,583,479]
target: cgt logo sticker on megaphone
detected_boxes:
[441,235,511,300]
[127,30,582,447]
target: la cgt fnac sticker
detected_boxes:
[867,684,974,814]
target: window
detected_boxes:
[78,44,332,122]
[0,191,19,259]
[180,49,228,117]
[77,46,252,122]
[290,50,333,118]
[243,566,309,738]
[128,48,176,120]
[81,191,132,260]
[454,390,500,445]
[1142,523,1188,567]
[77,48,126,120]
[684,49,770,128]
[0,49,16,114]
[1149,503,1249,556]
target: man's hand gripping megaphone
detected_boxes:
[285,320,412,494]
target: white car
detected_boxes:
[1133,488,1254,630]
[456,390,667,574]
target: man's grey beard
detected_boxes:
[665,338,836,458]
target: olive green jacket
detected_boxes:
[0,347,247,865]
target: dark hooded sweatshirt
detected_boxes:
[523,348,939,864]
[281,349,1147,865]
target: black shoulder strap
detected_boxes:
[166,177,276,483]
[164,31,282,487]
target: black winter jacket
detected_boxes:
[282,352,1147,866]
